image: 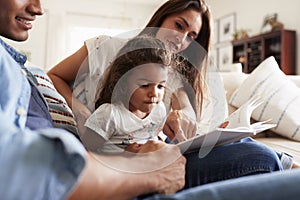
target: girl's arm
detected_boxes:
[171,88,196,120]
[80,127,106,152]
[163,88,197,141]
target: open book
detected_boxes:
[177,97,277,153]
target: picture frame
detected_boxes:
[209,48,218,69]
[218,45,233,71]
[212,20,219,44]
[219,13,236,43]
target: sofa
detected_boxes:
[220,57,300,163]
[30,56,300,163]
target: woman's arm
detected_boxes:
[48,45,92,124]
[47,45,89,108]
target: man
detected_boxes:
[0,0,186,199]
[1,0,300,200]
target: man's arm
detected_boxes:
[0,123,185,200]
[67,142,186,200]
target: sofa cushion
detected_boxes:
[220,72,248,114]
[28,67,78,137]
[229,56,300,141]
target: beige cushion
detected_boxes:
[229,56,300,141]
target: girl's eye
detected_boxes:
[157,84,166,89]
[139,84,149,88]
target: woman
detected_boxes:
[48,0,287,188]
[48,0,209,137]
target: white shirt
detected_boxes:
[84,102,167,153]
[82,35,128,111]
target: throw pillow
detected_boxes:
[229,56,300,141]
[27,67,79,137]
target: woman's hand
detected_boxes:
[72,98,92,135]
[163,110,197,142]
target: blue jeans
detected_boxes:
[184,137,282,188]
[135,137,283,200]
[147,168,300,200]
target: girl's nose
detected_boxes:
[148,86,159,98]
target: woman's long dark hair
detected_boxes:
[140,0,212,119]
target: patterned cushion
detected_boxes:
[27,67,78,137]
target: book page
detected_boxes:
[220,96,276,133]
[176,96,276,153]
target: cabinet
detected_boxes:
[232,30,296,74]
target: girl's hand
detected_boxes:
[163,110,197,142]
[125,140,168,153]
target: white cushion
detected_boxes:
[229,56,300,141]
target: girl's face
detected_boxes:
[127,64,168,119]
[156,9,202,53]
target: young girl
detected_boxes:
[81,36,175,153]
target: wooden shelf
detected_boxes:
[232,30,296,74]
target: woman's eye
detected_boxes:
[175,22,183,30]
[187,35,194,42]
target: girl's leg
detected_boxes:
[183,137,283,188]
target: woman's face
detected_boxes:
[156,9,202,53]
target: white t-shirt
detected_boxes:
[79,35,128,111]
[84,102,167,153]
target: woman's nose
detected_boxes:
[175,33,187,44]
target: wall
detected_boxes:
[4,0,165,70]
[7,0,298,73]
[207,0,300,74]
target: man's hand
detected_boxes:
[150,152,186,194]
